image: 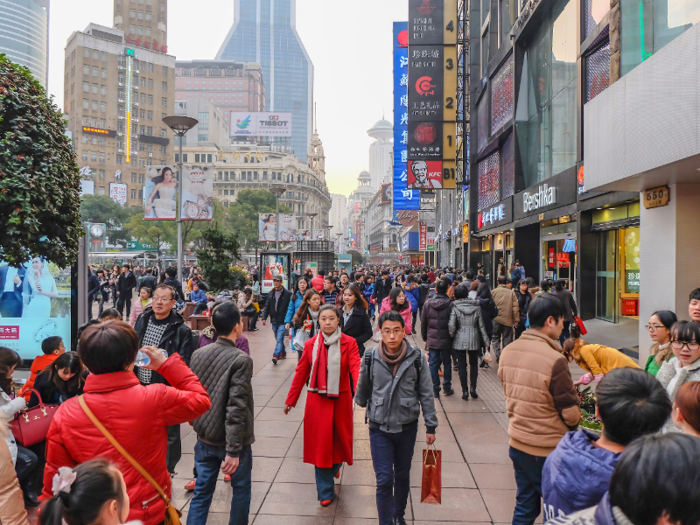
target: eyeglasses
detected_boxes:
[671,340,700,351]
[646,324,664,331]
[152,296,174,303]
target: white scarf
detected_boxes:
[309,327,342,397]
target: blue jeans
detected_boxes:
[272,323,286,358]
[509,446,545,525]
[428,347,452,393]
[314,464,342,501]
[369,422,418,525]
[187,441,253,525]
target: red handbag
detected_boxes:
[574,316,587,335]
[9,389,59,446]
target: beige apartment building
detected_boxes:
[64,23,175,207]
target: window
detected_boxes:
[90,151,97,162]
[161,97,167,107]
[100,102,107,112]
[99,153,105,163]
[83,64,90,75]
[131,189,137,199]
[91,83,98,94]
[207,154,212,163]
[83,48,90,58]
[140,77,146,87]
[99,186,106,195]
[82,135,89,144]
[162,81,167,91]
[198,112,209,120]
[138,9,144,18]
[100,85,107,95]
[198,134,208,141]
[160,146,167,155]
[183,154,187,162]
[198,122,208,130]
[139,189,143,199]
[130,8,136,17]
[160,128,166,138]
[224,201,229,208]
[148,94,153,104]
[140,125,146,135]
[195,154,200,163]
[92,100,98,111]
[148,62,154,73]
[101,52,107,62]
[218,189,223,195]
[224,189,229,195]
[148,78,153,88]
[146,10,152,20]
[131,173,137,182]
[147,110,153,120]
[92,66,98,77]
[83,82,89,92]
[162,66,168,75]
[82,151,88,161]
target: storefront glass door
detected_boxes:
[596,230,619,322]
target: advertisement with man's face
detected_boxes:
[407,160,443,189]
[144,165,178,220]
[261,254,290,293]
[0,258,72,360]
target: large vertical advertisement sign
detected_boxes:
[419,222,427,251]
[258,214,297,242]
[393,22,421,211]
[0,259,72,360]
[109,182,128,207]
[181,166,214,221]
[144,166,177,220]
[356,220,362,251]
[260,253,290,293]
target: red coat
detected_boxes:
[285,332,361,468]
[311,275,324,291]
[42,355,211,525]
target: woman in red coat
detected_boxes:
[42,321,211,525]
[285,304,361,506]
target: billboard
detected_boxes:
[380,184,391,204]
[393,21,421,211]
[0,259,72,360]
[181,165,214,221]
[80,180,95,196]
[407,160,443,189]
[259,213,297,242]
[420,222,427,251]
[230,112,293,137]
[144,165,177,220]
[260,253,291,293]
[109,182,128,207]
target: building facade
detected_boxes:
[367,118,393,193]
[361,187,400,266]
[329,193,348,241]
[174,59,265,129]
[113,0,168,50]
[216,0,313,161]
[174,98,231,149]
[0,0,50,87]
[64,23,175,207]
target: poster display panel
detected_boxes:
[144,165,177,220]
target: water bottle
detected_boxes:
[135,349,169,367]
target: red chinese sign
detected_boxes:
[419,222,427,251]
[0,326,20,340]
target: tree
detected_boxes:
[0,55,82,267]
[124,213,176,257]
[348,250,363,267]
[80,195,140,246]
[196,223,242,292]
[226,189,292,255]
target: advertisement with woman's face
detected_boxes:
[144,166,178,220]
[0,258,72,360]
[259,214,297,242]
[261,254,290,293]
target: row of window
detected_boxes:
[82,117,107,127]
[82,99,108,112]
[115,155,166,167]
[128,25,155,37]
[82,48,108,61]
[82,65,108,78]
[83,83,108,95]
[81,135,107,146]
[128,9,153,20]
[82,151,106,162]
[117,57,164,76]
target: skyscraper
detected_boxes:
[0,0,50,87]
[216,0,313,161]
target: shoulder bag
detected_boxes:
[9,388,59,446]
[78,396,182,525]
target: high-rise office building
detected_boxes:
[113,0,168,51]
[330,193,348,239]
[367,118,393,192]
[216,0,313,161]
[0,0,50,87]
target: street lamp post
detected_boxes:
[269,186,286,251]
[162,116,198,278]
[336,232,343,253]
[306,212,317,240]
[324,225,334,243]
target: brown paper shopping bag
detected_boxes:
[421,445,442,504]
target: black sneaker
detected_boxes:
[433,391,440,399]
[470,387,479,399]
[443,387,455,396]
[479,360,487,369]
[272,357,278,365]
[23,487,40,508]
[461,393,470,401]
[394,517,408,525]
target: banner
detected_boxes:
[259,214,297,242]
[356,220,362,251]
[144,165,177,220]
[181,165,214,221]
[109,182,127,207]
[0,259,72,360]
[420,222,427,251]
[380,184,391,204]
[230,112,292,137]
[393,22,421,211]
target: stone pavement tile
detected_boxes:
[181,423,194,438]
[479,488,517,523]
[446,411,502,424]
[255,420,302,438]
[287,434,304,458]
[453,420,510,444]
[416,424,457,443]
[182,430,198,450]
[353,407,367,423]
[251,456,284,483]
[254,516,335,525]
[341,459,377,486]
[254,395,274,407]
[252,375,293,386]
[410,488,490,522]
[462,443,513,465]
[354,422,370,440]
[335,519,410,525]
[409,460,477,489]
[173,480,269,514]
[353,439,372,460]
[254,406,264,418]
[252,436,294,458]
[257,405,304,421]
[412,441,465,463]
[252,385,283,396]
[257,482,337,517]
[267,393,304,408]
[173,453,194,479]
[274,456,318,484]
[335,485,413,520]
[440,397,492,413]
[414,522,490,525]
[469,463,517,490]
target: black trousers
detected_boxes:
[166,424,182,474]
[411,310,417,331]
[455,350,480,393]
[117,294,132,318]
[15,446,37,493]
[193,303,208,315]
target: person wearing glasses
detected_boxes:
[562,324,640,387]
[643,310,678,376]
[657,320,700,433]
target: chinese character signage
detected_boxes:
[356,220,362,251]
[393,22,421,211]
[181,166,214,221]
[408,46,444,120]
[475,197,513,231]
[409,0,457,45]
[420,222,427,251]
[109,182,128,207]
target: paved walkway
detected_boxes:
[173,322,540,525]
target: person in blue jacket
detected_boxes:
[190,281,209,314]
[363,275,376,320]
[285,277,310,335]
[403,275,420,335]
[541,367,671,521]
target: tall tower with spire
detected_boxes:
[308,104,325,179]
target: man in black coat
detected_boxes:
[373,269,393,306]
[138,267,158,293]
[116,263,137,318]
[421,278,455,398]
[87,266,100,320]
[261,275,293,365]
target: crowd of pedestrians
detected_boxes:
[2,262,700,525]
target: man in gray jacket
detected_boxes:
[189,302,254,525]
[355,310,438,525]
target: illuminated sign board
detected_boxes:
[82,127,116,137]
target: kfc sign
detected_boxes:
[407,160,443,189]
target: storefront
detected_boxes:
[471,197,514,286]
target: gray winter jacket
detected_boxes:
[354,342,438,434]
[448,298,489,351]
[190,337,255,457]
[656,356,700,433]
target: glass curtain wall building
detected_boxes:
[216,0,314,161]
[0,0,50,87]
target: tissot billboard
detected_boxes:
[230,112,293,137]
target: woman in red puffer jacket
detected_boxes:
[42,321,211,525]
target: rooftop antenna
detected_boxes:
[314,103,317,133]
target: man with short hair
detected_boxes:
[164,266,186,303]
[139,267,158,292]
[542,367,672,520]
[421,278,455,397]
[321,276,338,305]
[498,294,580,525]
[116,263,137,318]
[261,275,292,365]
[133,283,195,475]
[547,434,700,525]
[373,269,393,307]
[87,265,100,320]
[189,302,255,525]
[355,310,437,525]
[689,288,700,325]
[491,275,519,361]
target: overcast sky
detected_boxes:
[48,0,408,197]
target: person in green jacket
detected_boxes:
[644,310,677,376]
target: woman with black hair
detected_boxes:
[339,283,373,357]
[145,166,177,219]
[476,283,499,369]
[550,280,577,344]
[379,287,412,335]
[644,310,678,376]
[514,280,532,340]
[28,352,87,408]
